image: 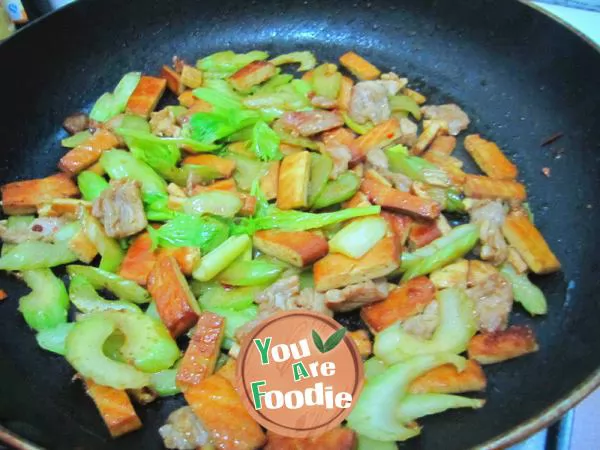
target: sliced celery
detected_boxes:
[192,235,252,281]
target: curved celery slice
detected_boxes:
[389,95,422,120]
[19,269,69,331]
[312,171,361,209]
[308,153,333,206]
[36,323,75,355]
[192,234,252,281]
[68,276,141,314]
[400,224,479,273]
[312,64,342,99]
[342,112,373,135]
[270,51,317,71]
[77,171,109,201]
[80,211,124,273]
[218,260,283,286]
[101,149,167,196]
[150,369,180,396]
[401,225,479,282]
[67,265,151,304]
[0,241,78,271]
[90,72,141,122]
[105,310,180,372]
[347,353,466,442]
[386,146,450,187]
[374,288,477,364]
[396,393,484,423]
[195,282,261,310]
[184,191,243,218]
[61,131,92,148]
[500,264,547,315]
[65,315,150,389]
[329,216,387,259]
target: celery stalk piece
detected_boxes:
[196,50,269,77]
[389,95,422,120]
[192,234,252,281]
[0,241,78,271]
[195,282,261,310]
[65,314,151,389]
[36,323,75,355]
[156,215,230,252]
[145,301,160,321]
[80,211,124,273]
[183,191,243,218]
[120,114,151,133]
[250,121,282,162]
[100,149,167,196]
[307,152,333,206]
[396,393,484,423]
[233,205,381,235]
[150,369,181,396]
[357,435,397,450]
[90,72,141,122]
[347,353,466,441]
[270,51,317,71]
[312,64,342,99]
[400,223,479,272]
[19,269,69,331]
[228,153,269,192]
[68,276,142,314]
[364,357,387,380]
[218,260,283,286]
[401,225,479,282]
[77,171,109,201]
[67,265,150,304]
[342,112,373,135]
[500,264,547,315]
[312,171,361,209]
[386,146,451,187]
[329,216,387,259]
[61,131,92,148]
[374,288,477,364]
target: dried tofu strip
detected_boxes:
[1,173,79,215]
[464,134,518,180]
[463,174,526,201]
[411,120,447,156]
[426,135,457,156]
[353,118,401,163]
[468,326,539,364]
[277,151,311,210]
[408,360,487,394]
[126,76,167,118]
[502,212,560,274]
[339,51,381,80]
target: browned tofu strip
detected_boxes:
[502,212,560,274]
[361,178,441,220]
[277,151,311,210]
[184,374,266,450]
[59,129,119,175]
[229,61,276,92]
[468,326,539,364]
[464,134,518,180]
[147,254,200,337]
[339,51,381,80]
[84,379,142,438]
[348,329,372,359]
[265,427,357,450]
[176,312,225,391]
[313,236,399,291]
[125,76,167,118]
[361,277,435,332]
[353,118,400,163]
[1,173,79,215]
[463,174,526,201]
[253,230,329,267]
[408,360,487,394]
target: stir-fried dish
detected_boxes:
[0,49,560,449]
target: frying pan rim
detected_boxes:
[0,0,599,449]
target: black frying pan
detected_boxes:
[0,0,599,448]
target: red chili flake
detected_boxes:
[542,167,551,177]
[541,132,563,146]
[386,133,394,139]
[0,290,7,301]
[31,224,43,232]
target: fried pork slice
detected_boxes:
[92,179,148,238]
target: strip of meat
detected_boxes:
[92,179,148,238]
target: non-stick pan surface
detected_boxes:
[0,0,599,448]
